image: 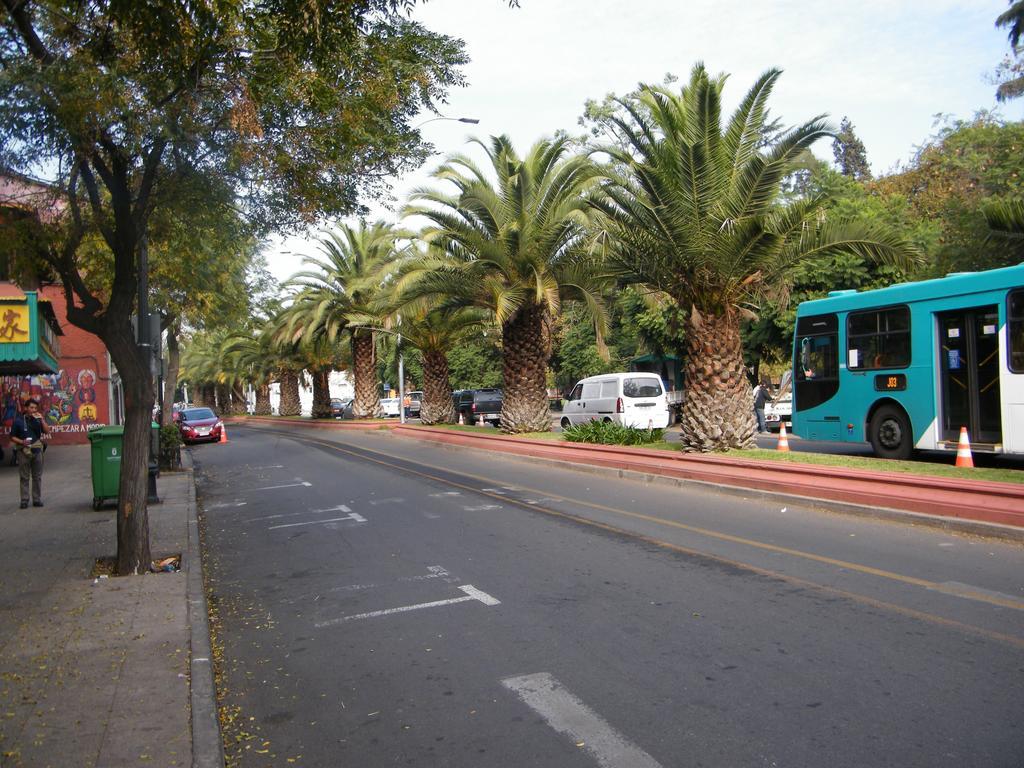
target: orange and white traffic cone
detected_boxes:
[458,412,464,425]
[777,422,790,452]
[219,425,229,444]
[955,426,973,468]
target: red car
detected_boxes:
[176,407,223,444]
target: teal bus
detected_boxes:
[791,263,1024,459]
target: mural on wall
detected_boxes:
[1,367,104,436]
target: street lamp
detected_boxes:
[415,116,480,129]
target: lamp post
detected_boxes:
[415,116,480,129]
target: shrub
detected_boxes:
[159,424,183,470]
[562,420,664,446]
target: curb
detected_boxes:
[181,450,226,768]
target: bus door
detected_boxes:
[938,306,1002,445]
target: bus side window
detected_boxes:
[848,306,911,370]
[1010,289,1024,373]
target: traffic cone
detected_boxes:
[955,426,973,468]
[219,424,229,444]
[777,422,790,452]
[458,412,464,425]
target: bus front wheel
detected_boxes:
[869,405,913,460]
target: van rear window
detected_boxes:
[623,378,662,397]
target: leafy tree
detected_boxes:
[403,135,610,433]
[1,0,474,573]
[590,64,918,452]
[832,117,871,181]
[869,114,1024,273]
[446,331,503,390]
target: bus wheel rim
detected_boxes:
[879,418,903,449]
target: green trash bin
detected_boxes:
[88,425,124,510]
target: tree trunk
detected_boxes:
[679,306,756,452]
[103,319,154,575]
[420,350,456,425]
[352,331,382,418]
[278,371,301,416]
[500,303,551,434]
[230,382,248,415]
[311,368,333,418]
[160,317,180,425]
[254,384,272,416]
[215,383,231,413]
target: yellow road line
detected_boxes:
[237,426,1024,648]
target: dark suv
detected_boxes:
[453,388,503,426]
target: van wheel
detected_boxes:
[603,417,612,423]
[560,417,571,429]
[869,404,913,460]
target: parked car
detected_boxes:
[177,406,223,444]
[380,396,401,417]
[454,388,503,426]
[330,398,350,418]
[560,372,670,429]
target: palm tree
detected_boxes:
[996,1,1024,101]
[402,135,610,433]
[285,222,404,419]
[385,301,489,424]
[591,64,919,451]
[222,325,280,416]
[983,198,1024,261]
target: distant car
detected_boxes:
[177,407,223,444]
[330,398,350,418]
[454,388,503,426]
[380,397,401,417]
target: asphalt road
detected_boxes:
[195,425,1024,767]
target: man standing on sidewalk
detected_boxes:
[10,398,49,508]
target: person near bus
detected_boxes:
[752,378,772,434]
[10,397,49,508]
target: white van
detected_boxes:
[560,372,670,429]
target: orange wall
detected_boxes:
[2,286,111,445]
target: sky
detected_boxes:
[263,0,1024,283]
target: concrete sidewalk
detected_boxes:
[0,445,221,767]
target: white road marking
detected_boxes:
[480,488,507,494]
[206,501,248,509]
[463,505,501,511]
[280,567,454,605]
[369,498,406,505]
[249,465,285,470]
[501,673,663,768]
[252,481,313,491]
[315,584,499,627]
[429,492,461,497]
[247,504,351,522]
[268,512,366,530]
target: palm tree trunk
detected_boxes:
[680,307,756,451]
[254,384,272,416]
[230,382,248,415]
[420,350,457,425]
[278,371,301,416]
[311,368,333,418]
[352,332,381,418]
[500,303,551,434]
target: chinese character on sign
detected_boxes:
[0,307,30,342]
